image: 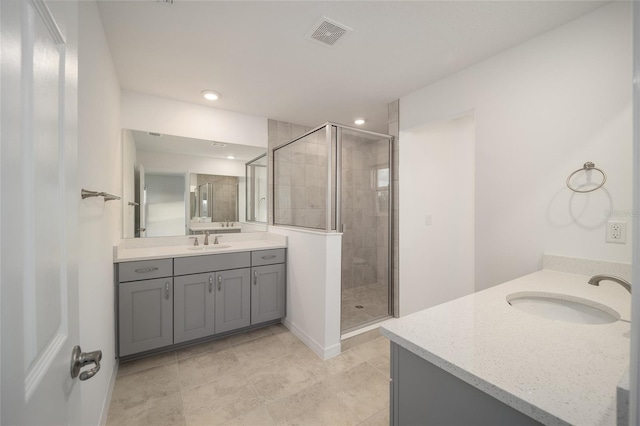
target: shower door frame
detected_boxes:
[334,124,395,330]
[271,122,395,322]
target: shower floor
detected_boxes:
[341,282,390,332]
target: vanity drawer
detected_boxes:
[174,252,251,276]
[251,249,286,266]
[118,259,173,283]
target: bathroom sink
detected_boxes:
[187,245,231,251]
[506,292,620,324]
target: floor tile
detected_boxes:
[108,323,392,426]
[348,337,390,362]
[177,348,243,391]
[322,350,365,376]
[247,352,326,401]
[367,352,390,377]
[266,381,361,426]
[106,393,185,426]
[175,337,230,360]
[226,326,274,346]
[357,407,389,426]
[222,406,275,426]
[109,363,180,413]
[231,334,298,370]
[117,351,176,377]
[326,363,390,421]
[182,373,266,425]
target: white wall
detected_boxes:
[121,91,268,148]
[136,150,245,177]
[400,114,475,316]
[268,227,342,359]
[77,2,122,424]
[145,173,186,237]
[122,129,136,238]
[400,2,632,314]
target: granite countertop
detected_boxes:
[114,235,286,263]
[381,270,631,426]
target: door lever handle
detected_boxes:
[70,345,102,381]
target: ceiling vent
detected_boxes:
[305,17,352,48]
[148,132,162,137]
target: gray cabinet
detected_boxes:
[251,263,286,324]
[174,252,250,276]
[116,248,286,358]
[119,277,173,357]
[214,268,251,333]
[174,272,215,344]
[390,342,542,425]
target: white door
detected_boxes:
[139,164,146,237]
[1,1,98,424]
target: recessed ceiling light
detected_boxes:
[354,118,366,125]
[202,90,220,101]
[227,155,235,160]
[210,142,227,148]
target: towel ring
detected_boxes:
[566,162,606,193]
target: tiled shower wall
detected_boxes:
[196,174,238,222]
[268,120,317,226]
[272,128,328,229]
[341,134,390,290]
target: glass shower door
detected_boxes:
[339,128,392,332]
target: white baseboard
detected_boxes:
[282,319,341,360]
[98,360,118,426]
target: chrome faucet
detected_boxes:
[189,236,199,246]
[204,231,210,245]
[588,274,631,293]
[214,235,223,245]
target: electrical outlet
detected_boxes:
[425,215,432,226]
[606,221,627,244]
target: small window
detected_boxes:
[375,165,389,215]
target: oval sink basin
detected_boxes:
[187,245,231,251]
[506,292,620,324]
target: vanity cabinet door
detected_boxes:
[174,273,215,344]
[214,268,251,334]
[119,278,173,357]
[251,263,286,325]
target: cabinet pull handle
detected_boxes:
[164,281,170,300]
[254,270,258,286]
[209,276,213,293]
[135,267,159,274]
[261,255,276,260]
[218,275,222,292]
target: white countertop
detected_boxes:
[114,236,286,263]
[381,270,631,426]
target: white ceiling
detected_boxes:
[132,130,266,161]
[98,1,608,133]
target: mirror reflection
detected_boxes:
[122,129,267,238]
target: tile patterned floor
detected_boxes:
[341,283,391,332]
[107,324,390,426]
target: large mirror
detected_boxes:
[122,129,267,238]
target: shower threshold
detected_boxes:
[341,315,393,339]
